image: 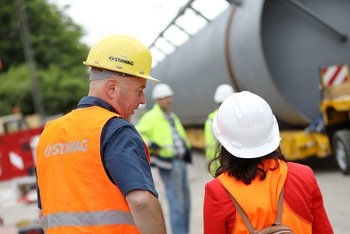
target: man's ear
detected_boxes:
[106,78,118,97]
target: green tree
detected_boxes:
[40,65,89,115]
[0,64,88,116]
[0,0,89,116]
[0,0,88,71]
[0,65,33,114]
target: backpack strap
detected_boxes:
[275,187,284,225]
[227,187,285,234]
[227,193,255,233]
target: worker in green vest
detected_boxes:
[204,84,234,175]
[136,83,191,234]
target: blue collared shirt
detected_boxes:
[78,96,157,197]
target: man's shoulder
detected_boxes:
[102,118,143,145]
[105,116,134,129]
[208,109,218,119]
[141,107,161,120]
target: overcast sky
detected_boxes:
[49,0,229,44]
[49,0,229,63]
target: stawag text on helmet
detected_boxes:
[108,56,134,66]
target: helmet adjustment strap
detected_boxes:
[89,70,134,81]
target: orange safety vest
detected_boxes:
[36,106,149,234]
[218,160,312,234]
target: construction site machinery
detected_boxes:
[145,0,350,174]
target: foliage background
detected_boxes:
[0,0,89,116]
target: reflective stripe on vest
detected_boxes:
[45,210,134,228]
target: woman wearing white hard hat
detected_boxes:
[203,91,333,234]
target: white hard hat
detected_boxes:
[152,84,174,100]
[214,84,234,103]
[212,91,280,158]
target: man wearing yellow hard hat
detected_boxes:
[36,34,166,234]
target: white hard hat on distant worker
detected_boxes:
[212,91,280,159]
[214,84,234,103]
[83,34,158,81]
[152,84,174,100]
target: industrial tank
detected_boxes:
[148,0,350,128]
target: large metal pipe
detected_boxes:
[148,0,350,128]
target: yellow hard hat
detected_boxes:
[83,34,158,81]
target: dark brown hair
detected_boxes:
[208,145,286,185]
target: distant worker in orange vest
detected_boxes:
[35,34,166,234]
[204,91,333,234]
[204,84,234,175]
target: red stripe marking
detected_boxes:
[328,65,343,86]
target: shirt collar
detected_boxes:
[77,96,117,113]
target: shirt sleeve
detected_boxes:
[204,179,236,234]
[101,118,158,198]
[286,163,334,234]
[310,173,334,234]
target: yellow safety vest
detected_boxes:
[137,104,190,158]
[204,109,219,174]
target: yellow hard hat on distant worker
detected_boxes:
[83,34,158,81]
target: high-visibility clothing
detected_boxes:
[36,106,147,234]
[136,104,190,158]
[204,160,333,234]
[204,110,219,174]
[204,110,217,158]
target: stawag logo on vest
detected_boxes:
[108,56,134,66]
[44,140,88,157]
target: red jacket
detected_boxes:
[203,161,333,234]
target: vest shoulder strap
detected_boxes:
[227,187,285,233]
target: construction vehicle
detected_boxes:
[280,64,350,174]
[144,0,350,174]
[318,65,350,174]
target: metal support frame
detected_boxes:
[149,0,227,65]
